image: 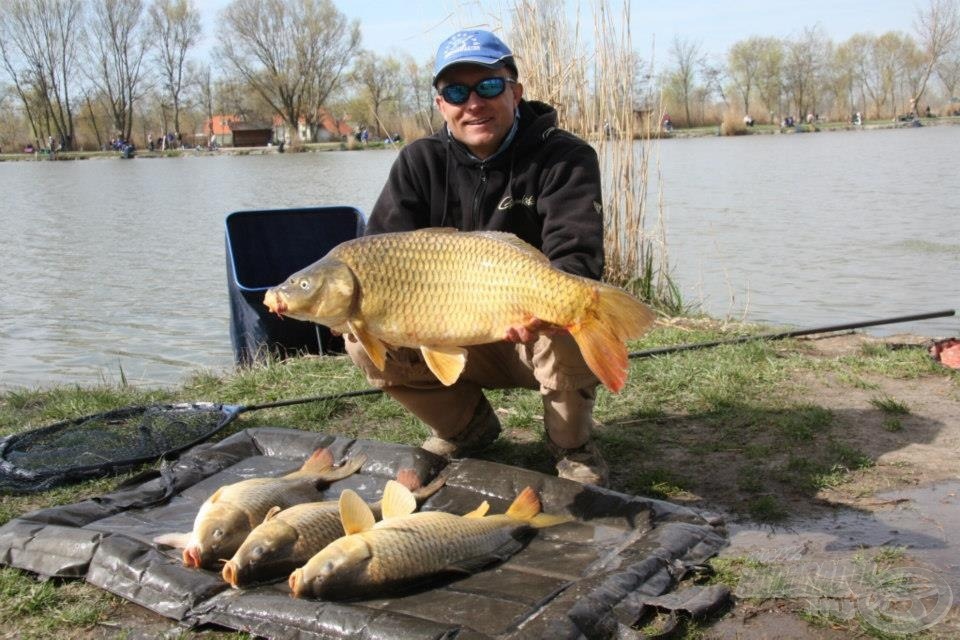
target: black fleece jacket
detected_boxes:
[366,99,604,280]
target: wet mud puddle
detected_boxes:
[719,481,959,634]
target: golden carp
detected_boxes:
[153,448,365,570]
[221,469,445,588]
[288,485,569,599]
[263,229,655,393]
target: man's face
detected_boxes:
[434,65,523,160]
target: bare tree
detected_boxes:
[402,55,437,136]
[194,62,214,140]
[351,51,403,137]
[665,35,704,126]
[218,0,360,142]
[910,0,960,116]
[783,25,831,121]
[936,49,960,100]
[0,0,85,149]
[148,0,201,138]
[728,37,766,116]
[752,37,784,123]
[87,0,151,142]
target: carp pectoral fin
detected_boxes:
[420,346,467,386]
[348,321,388,371]
[380,480,417,519]
[446,539,525,573]
[339,489,376,534]
[463,500,490,518]
[153,532,192,549]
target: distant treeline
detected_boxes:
[1,0,958,152]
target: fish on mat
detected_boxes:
[263,228,655,393]
[288,484,570,599]
[153,448,366,570]
[221,469,446,588]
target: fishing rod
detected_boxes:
[628,309,956,359]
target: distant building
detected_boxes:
[202,114,241,147]
[272,110,353,143]
[230,122,273,147]
[200,115,273,147]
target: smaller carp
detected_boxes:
[153,448,365,570]
[289,485,570,599]
[221,469,446,588]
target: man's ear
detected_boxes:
[512,82,523,106]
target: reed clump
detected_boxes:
[720,111,749,136]
[507,0,682,314]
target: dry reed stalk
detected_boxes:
[505,0,678,311]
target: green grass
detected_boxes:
[870,395,911,415]
[0,318,954,637]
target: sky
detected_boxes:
[192,0,923,68]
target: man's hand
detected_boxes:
[504,318,566,344]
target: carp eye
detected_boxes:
[212,528,224,540]
[299,279,310,290]
[251,546,264,559]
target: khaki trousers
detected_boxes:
[344,334,599,449]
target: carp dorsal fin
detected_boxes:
[348,320,388,371]
[413,227,457,234]
[153,531,192,549]
[380,480,417,519]
[262,505,283,523]
[475,231,550,264]
[463,501,491,518]
[420,345,467,386]
[339,489,376,534]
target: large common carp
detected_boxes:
[153,448,365,569]
[288,485,569,599]
[221,469,445,587]
[263,229,655,393]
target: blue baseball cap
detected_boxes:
[432,29,517,86]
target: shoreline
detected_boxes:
[3,115,958,162]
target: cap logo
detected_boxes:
[442,32,483,60]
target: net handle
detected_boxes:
[237,388,383,413]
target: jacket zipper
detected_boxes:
[471,163,488,230]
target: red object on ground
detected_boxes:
[930,338,960,369]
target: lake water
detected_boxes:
[1,126,958,390]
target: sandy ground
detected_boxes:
[702,334,960,639]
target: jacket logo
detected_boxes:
[498,196,536,210]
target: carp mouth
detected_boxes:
[183,545,203,568]
[263,290,288,317]
[222,561,240,587]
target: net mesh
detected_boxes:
[0,403,234,493]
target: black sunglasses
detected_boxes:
[439,77,516,105]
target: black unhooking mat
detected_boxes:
[0,428,729,639]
